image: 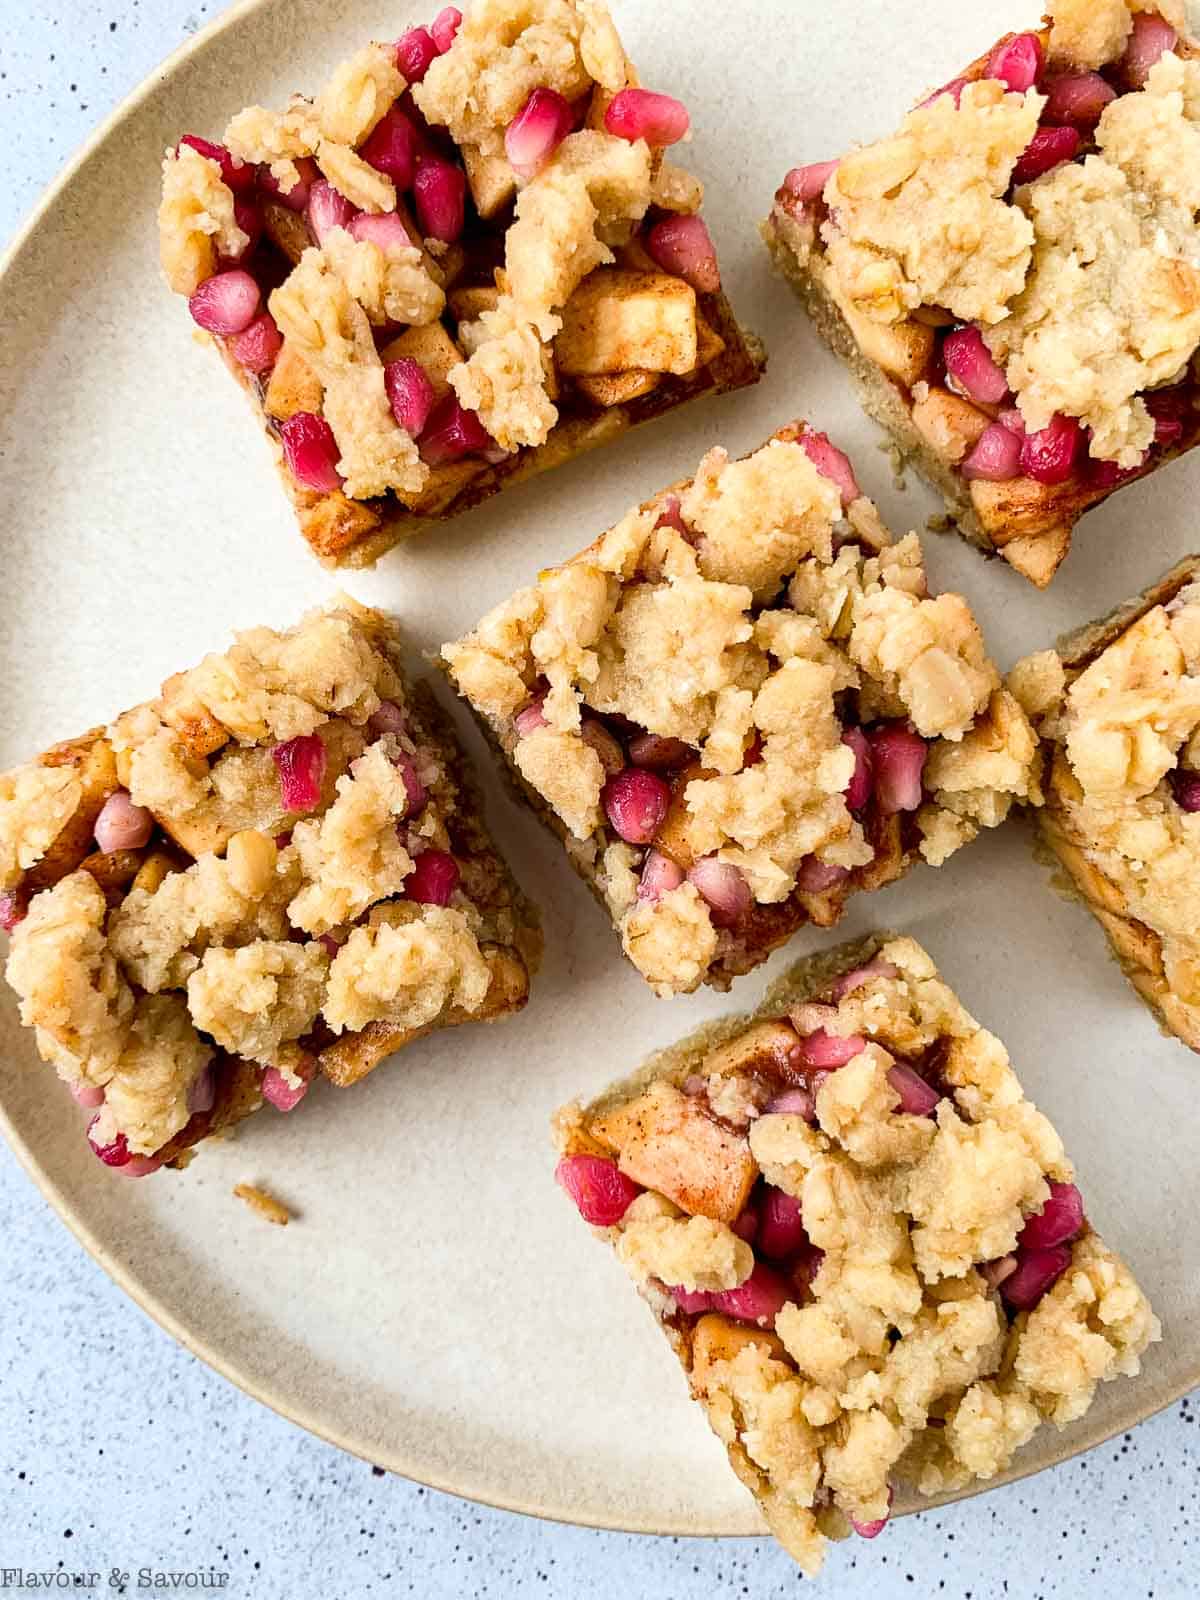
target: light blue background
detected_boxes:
[1,5,1196,1596]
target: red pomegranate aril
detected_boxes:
[419,391,492,464]
[603,768,670,844]
[514,695,549,737]
[869,723,927,813]
[766,1086,817,1121]
[1002,1244,1073,1310]
[628,731,692,770]
[118,1153,166,1178]
[986,32,1044,92]
[998,405,1027,436]
[842,726,873,811]
[637,848,685,902]
[360,106,419,187]
[231,311,283,374]
[1122,11,1176,86]
[395,25,439,81]
[669,1285,716,1315]
[280,411,342,491]
[687,856,752,927]
[943,325,1009,404]
[758,1186,807,1261]
[731,1204,759,1245]
[187,269,261,335]
[887,1062,941,1117]
[393,754,428,817]
[1019,1181,1085,1250]
[307,178,359,244]
[1042,71,1117,126]
[556,1153,641,1225]
[1145,387,1192,448]
[783,159,839,202]
[920,76,968,108]
[581,718,625,778]
[94,790,154,852]
[708,1261,793,1328]
[961,421,1022,481]
[405,849,460,905]
[1013,123,1082,184]
[645,215,721,294]
[1171,768,1200,811]
[795,855,849,893]
[179,134,255,192]
[795,1028,866,1070]
[505,88,574,180]
[413,157,467,242]
[851,1489,894,1539]
[87,1119,131,1167]
[70,1082,105,1109]
[979,1254,1019,1291]
[349,212,414,256]
[1020,412,1081,484]
[431,5,462,51]
[0,891,25,933]
[384,357,435,435]
[369,699,408,737]
[187,1064,217,1115]
[655,494,689,535]
[831,957,898,1000]
[271,733,327,813]
[800,428,860,506]
[604,88,690,146]
[259,155,319,211]
[261,1066,310,1113]
[225,195,263,263]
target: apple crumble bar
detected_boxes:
[443,422,1041,996]
[763,0,1200,587]
[1011,554,1200,1049]
[553,934,1159,1574]
[0,601,540,1175]
[157,0,764,568]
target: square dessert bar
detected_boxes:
[443,422,1041,997]
[157,0,764,568]
[553,934,1159,1575]
[1011,555,1200,1049]
[763,0,1200,587]
[0,601,540,1175]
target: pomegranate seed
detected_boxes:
[851,1489,894,1539]
[842,726,873,810]
[1170,769,1200,811]
[783,159,839,202]
[556,1153,641,1225]
[686,856,752,927]
[1042,72,1117,126]
[392,753,428,817]
[231,311,283,374]
[348,212,413,253]
[384,358,435,435]
[830,957,898,1000]
[94,790,154,852]
[961,421,1022,481]
[368,699,408,737]
[765,1086,817,1121]
[1020,412,1081,484]
[921,77,968,108]
[655,494,689,535]
[395,26,439,81]
[259,155,319,211]
[1019,1181,1085,1249]
[795,855,850,893]
[0,891,26,933]
[280,412,342,491]
[360,106,419,187]
[87,1119,131,1167]
[1085,453,1141,490]
[943,325,1009,404]
[307,178,358,245]
[224,195,263,263]
[117,1153,166,1178]
[514,695,549,737]
[178,134,255,192]
[795,1029,866,1070]
[505,88,574,180]
[707,1261,793,1328]
[603,768,670,844]
[187,269,261,335]
[645,215,721,294]
[669,1285,717,1315]
[1013,124,1081,184]
[1002,1244,1073,1310]
[628,732,692,770]
[731,1203,758,1244]
[758,1187,807,1260]
[868,723,927,812]
[187,1064,217,1116]
[637,848,685,902]
[413,157,467,242]
[418,391,492,464]
[318,933,342,958]
[986,32,1044,92]
[799,428,860,506]
[979,1254,1019,1291]
[1145,386,1192,448]
[431,6,462,51]
[998,405,1027,436]
[405,849,460,905]
[604,88,690,146]
[262,1065,310,1113]
[1122,11,1177,86]
[581,718,625,778]
[887,1062,941,1116]
[271,733,327,812]
[71,1082,106,1109]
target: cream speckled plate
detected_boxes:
[1,0,1198,1540]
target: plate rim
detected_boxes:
[0,0,1188,1540]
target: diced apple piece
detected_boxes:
[400,456,490,515]
[701,1020,802,1081]
[653,762,717,872]
[999,526,1072,588]
[574,370,663,405]
[462,141,517,219]
[24,735,119,893]
[694,312,727,370]
[157,671,230,759]
[554,269,698,378]
[264,341,323,420]
[448,284,501,322]
[911,386,989,465]
[818,258,934,385]
[379,321,465,400]
[690,1313,787,1394]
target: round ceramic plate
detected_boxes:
[2,0,1198,1540]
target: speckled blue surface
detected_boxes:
[1,5,1197,1595]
